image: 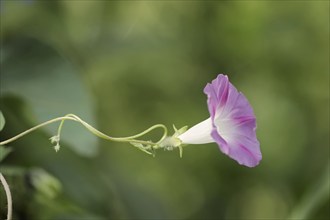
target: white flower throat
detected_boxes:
[178,117,214,144]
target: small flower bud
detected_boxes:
[50,135,60,152]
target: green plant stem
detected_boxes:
[0,114,168,149]
[0,114,169,220]
[0,173,12,220]
[58,114,167,146]
[0,116,77,145]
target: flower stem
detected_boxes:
[0,173,12,220]
[0,114,168,150]
[60,114,167,145]
[0,116,76,145]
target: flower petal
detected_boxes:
[204,74,229,119]
[204,74,261,167]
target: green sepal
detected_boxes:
[172,125,188,136]
[179,146,183,158]
[130,142,152,155]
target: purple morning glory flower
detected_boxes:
[179,74,261,167]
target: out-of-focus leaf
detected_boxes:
[0,111,5,131]
[1,38,97,157]
[290,167,330,219]
[30,168,62,199]
[0,165,25,176]
[0,146,12,162]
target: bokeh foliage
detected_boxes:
[0,1,329,219]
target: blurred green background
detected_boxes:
[0,1,329,219]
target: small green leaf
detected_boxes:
[0,111,5,131]
[0,146,12,162]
